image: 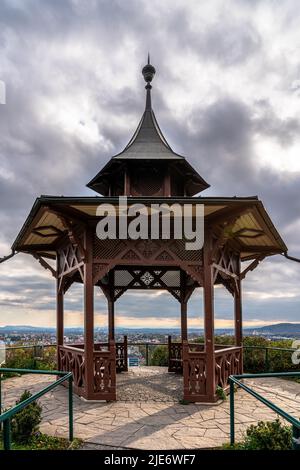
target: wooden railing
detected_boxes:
[58,338,242,401]
[167,337,243,402]
[116,336,128,372]
[182,341,207,402]
[168,335,183,373]
[58,345,85,396]
[168,337,206,374]
[58,337,128,400]
[94,338,128,372]
[215,346,243,390]
[93,342,116,400]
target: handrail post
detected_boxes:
[124,335,128,372]
[146,344,149,366]
[230,378,235,446]
[292,425,300,450]
[265,348,269,372]
[3,418,11,450]
[68,374,73,441]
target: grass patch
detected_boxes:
[178,398,190,405]
[0,432,82,450]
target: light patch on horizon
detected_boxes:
[0,307,292,330]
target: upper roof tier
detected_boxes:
[87,57,209,197]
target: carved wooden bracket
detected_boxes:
[210,215,240,263]
[33,254,57,278]
[47,209,86,261]
[240,256,265,280]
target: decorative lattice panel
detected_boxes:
[161,270,181,287]
[131,167,164,196]
[114,270,134,287]
[93,237,127,259]
[169,240,203,262]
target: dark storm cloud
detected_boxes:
[198,22,261,67]
[160,95,300,255]
[253,99,300,147]
[187,97,255,185]
[161,3,261,67]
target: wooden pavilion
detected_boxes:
[11,59,287,402]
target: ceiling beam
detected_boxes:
[240,245,283,253]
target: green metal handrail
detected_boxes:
[0,368,73,451]
[229,372,300,450]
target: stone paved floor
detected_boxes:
[117,367,182,402]
[2,367,300,450]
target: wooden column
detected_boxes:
[203,228,216,401]
[56,278,64,369]
[234,259,244,374]
[181,301,188,341]
[108,270,115,340]
[84,228,95,399]
[234,278,243,347]
[234,258,243,373]
[180,270,188,341]
[124,168,131,195]
[108,299,115,340]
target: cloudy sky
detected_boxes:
[0,0,300,330]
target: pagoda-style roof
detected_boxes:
[87,57,209,196]
[12,195,287,262]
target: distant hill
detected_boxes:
[1,322,300,337]
[244,322,300,337]
[0,325,203,334]
[0,325,55,333]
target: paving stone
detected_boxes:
[3,367,300,450]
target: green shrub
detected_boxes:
[243,419,292,450]
[11,390,42,443]
[194,335,300,374]
[216,385,227,401]
[4,346,56,372]
[243,336,299,374]
[223,419,293,450]
[150,345,168,366]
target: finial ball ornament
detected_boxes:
[142,62,156,83]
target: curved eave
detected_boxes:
[86,156,210,196]
[12,195,287,262]
[87,98,210,195]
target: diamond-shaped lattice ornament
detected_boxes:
[141,271,154,286]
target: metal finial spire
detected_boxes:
[142,55,156,110]
[142,55,156,86]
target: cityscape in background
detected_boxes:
[1,323,300,347]
[1,323,299,368]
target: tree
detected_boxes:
[150,345,168,366]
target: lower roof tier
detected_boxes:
[12,195,287,262]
